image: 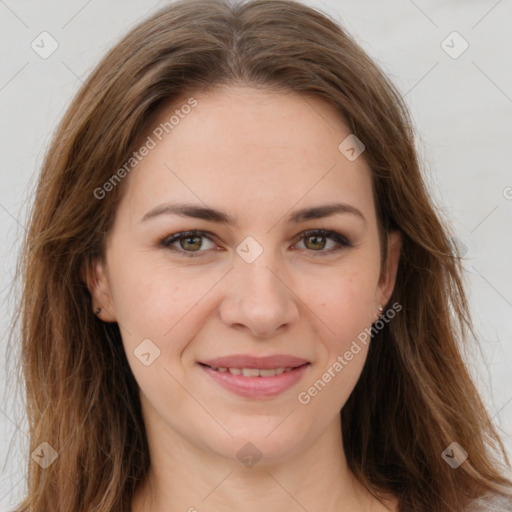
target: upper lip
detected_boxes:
[200,354,310,369]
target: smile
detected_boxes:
[199,362,311,399]
[206,366,295,376]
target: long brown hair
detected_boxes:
[7,0,512,510]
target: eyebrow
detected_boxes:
[140,201,366,225]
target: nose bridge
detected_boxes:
[242,256,283,301]
[219,238,299,337]
[237,245,288,311]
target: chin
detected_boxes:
[201,425,311,468]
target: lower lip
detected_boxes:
[199,363,310,399]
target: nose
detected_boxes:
[219,253,300,339]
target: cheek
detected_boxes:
[309,263,379,348]
[106,247,202,346]
[296,269,377,413]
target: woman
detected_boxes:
[8,0,512,510]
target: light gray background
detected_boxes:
[1,0,511,509]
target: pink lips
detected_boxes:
[199,354,311,399]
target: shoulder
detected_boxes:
[464,492,512,511]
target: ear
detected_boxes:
[81,257,117,322]
[376,230,402,311]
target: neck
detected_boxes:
[131,408,394,512]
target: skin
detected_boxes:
[86,85,401,512]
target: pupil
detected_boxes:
[183,236,201,250]
[308,235,325,250]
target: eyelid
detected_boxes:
[160,230,218,254]
[160,229,352,257]
[297,229,351,248]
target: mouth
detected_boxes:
[200,364,303,377]
[198,358,311,399]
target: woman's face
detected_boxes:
[88,85,401,465]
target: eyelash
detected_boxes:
[159,229,352,258]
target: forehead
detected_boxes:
[120,85,375,227]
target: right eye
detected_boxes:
[160,230,217,257]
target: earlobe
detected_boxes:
[81,258,117,322]
[377,230,402,309]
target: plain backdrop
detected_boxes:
[1,0,511,509]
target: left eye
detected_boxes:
[160,229,351,257]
